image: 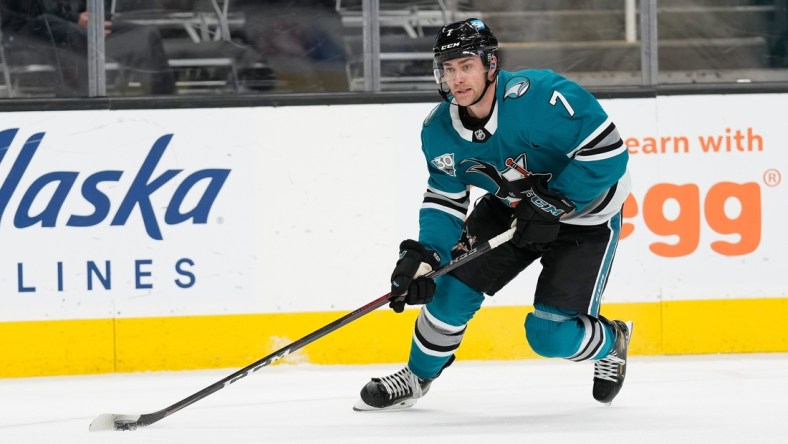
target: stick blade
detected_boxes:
[89,413,142,432]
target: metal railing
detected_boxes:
[0,0,785,100]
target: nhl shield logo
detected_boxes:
[474,129,487,140]
[431,153,456,176]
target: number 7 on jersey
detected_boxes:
[550,90,575,117]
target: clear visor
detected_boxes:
[433,49,486,84]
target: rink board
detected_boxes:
[2,299,788,377]
[0,95,786,377]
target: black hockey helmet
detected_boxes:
[433,18,499,85]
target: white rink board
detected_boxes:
[603,94,785,302]
[0,95,785,322]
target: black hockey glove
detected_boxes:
[511,177,575,250]
[389,240,441,313]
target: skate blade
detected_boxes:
[352,397,418,412]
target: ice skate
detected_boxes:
[353,367,432,411]
[593,318,633,404]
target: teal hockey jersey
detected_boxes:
[418,69,631,262]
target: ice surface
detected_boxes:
[1,353,786,443]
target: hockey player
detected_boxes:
[354,18,633,411]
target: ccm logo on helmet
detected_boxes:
[440,42,460,50]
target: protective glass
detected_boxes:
[433,50,487,84]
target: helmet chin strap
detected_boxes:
[467,74,496,107]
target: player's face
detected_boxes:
[442,56,489,106]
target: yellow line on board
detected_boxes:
[1,298,786,378]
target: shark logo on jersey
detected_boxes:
[431,153,456,176]
[461,154,551,201]
[504,77,530,100]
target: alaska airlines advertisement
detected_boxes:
[0,110,260,321]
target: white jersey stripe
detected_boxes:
[575,145,628,162]
[427,186,470,200]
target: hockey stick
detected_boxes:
[89,226,516,432]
